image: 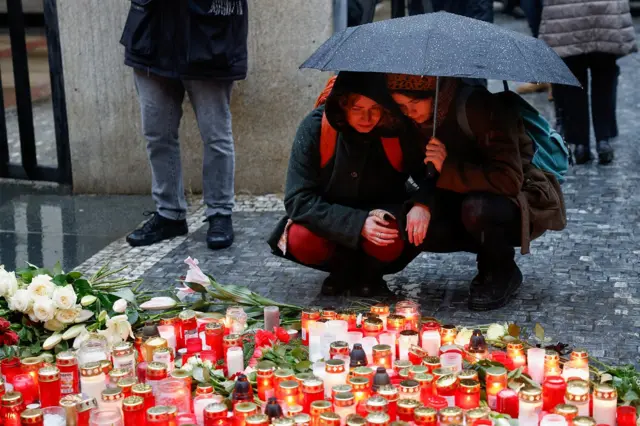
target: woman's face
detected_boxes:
[391,93,433,124]
[344,95,383,134]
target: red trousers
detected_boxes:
[287,222,405,266]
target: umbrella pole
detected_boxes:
[503,80,509,91]
[426,77,440,179]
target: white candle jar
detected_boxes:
[324,359,348,398]
[421,330,440,357]
[592,383,617,426]
[155,378,191,413]
[518,386,543,426]
[78,336,109,366]
[334,392,356,425]
[565,380,590,417]
[227,346,244,377]
[80,362,107,404]
[527,348,546,384]
[398,331,418,361]
[99,387,124,415]
[111,342,136,374]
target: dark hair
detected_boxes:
[391,89,435,100]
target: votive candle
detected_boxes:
[439,325,457,346]
[37,366,61,408]
[439,353,462,374]
[378,335,396,362]
[2,392,25,426]
[507,342,526,369]
[562,360,590,382]
[592,383,616,426]
[303,378,325,413]
[497,388,519,418]
[439,407,463,426]
[527,348,546,384]
[370,305,390,330]
[540,414,569,426]
[56,351,80,395]
[421,357,440,374]
[310,401,333,426]
[227,347,244,378]
[301,309,321,345]
[372,346,392,370]
[348,377,370,405]
[485,366,508,410]
[257,363,275,401]
[434,375,458,407]
[413,407,437,426]
[278,380,302,409]
[377,386,399,421]
[330,342,351,360]
[334,392,357,425]
[397,332,417,361]
[234,402,259,426]
[569,350,589,369]
[554,404,579,425]
[455,379,480,410]
[564,379,590,417]
[324,360,348,399]
[616,406,637,426]
[543,376,567,412]
[544,351,562,377]
[518,386,543,426]
[264,306,280,331]
[364,412,389,426]
[396,399,420,423]
[80,362,106,404]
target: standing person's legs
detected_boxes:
[391,0,406,17]
[520,0,542,37]
[127,71,189,247]
[184,79,236,249]
[589,53,618,164]
[408,0,425,15]
[552,55,591,164]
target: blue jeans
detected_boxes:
[134,70,235,220]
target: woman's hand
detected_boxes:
[361,215,399,246]
[424,137,447,173]
[406,203,431,246]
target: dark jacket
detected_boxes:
[120,0,248,80]
[432,0,493,22]
[268,72,429,255]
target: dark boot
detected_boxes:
[321,274,349,296]
[596,140,614,165]
[126,212,188,247]
[468,260,523,311]
[206,215,234,250]
[322,246,358,296]
[470,253,488,289]
[354,254,397,299]
[573,145,593,165]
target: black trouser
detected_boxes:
[552,53,619,148]
[415,191,521,269]
[391,0,428,17]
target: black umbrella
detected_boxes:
[301,12,580,177]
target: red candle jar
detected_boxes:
[506,342,527,370]
[434,374,459,401]
[332,385,352,403]
[407,346,427,366]
[123,396,145,426]
[455,380,480,410]
[310,400,332,426]
[319,412,341,426]
[132,383,155,413]
[330,341,351,360]
[137,361,147,383]
[223,334,242,356]
[278,380,302,408]
[393,361,411,376]
[11,374,37,405]
[148,406,170,426]
[118,377,138,398]
[543,376,567,412]
[337,310,358,332]
[386,316,405,335]
[302,378,325,413]
[366,396,388,415]
[301,308,321,345]
[2,392,25,426]
[233,402,259,426]
[423,395,447,411]
[439,325,457,346]
[458,369,479,381]
[274,369,296,389]
[100,360,113,376]
[146,362,168,393]
[205,323,225,361]
[617,406,637,426]
[179,310,199,343]
[370,304,390,320]
[554,404,579,425]
[20,408,43,426]
[490,351,514,370]
[364,319,384,339]
[421,357,440,374]
[397,399,421,422]
[365,412,389,426]
[322,308,337,321]
[439,407,464,425]
[160,316,182,349]
[412,373,433,403]
[76,397,98,426]
[407,366,427,379]
[246,414,269,426]
[353,368,375,392]
[37,366,61,408]
[372,345,393,370]
[20,358,42,389]
[485,366,508,410]
[186,338,203,354]
[413,406,437,426]
[256,363,275,401]
[1,358,21,385]
[197,383,214,395]
[377,386,398,421]
[348,377,370,405]
[204,403,230,426]
[496,389,519,418]
[56,351,79,395]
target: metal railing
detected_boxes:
[0,0,71,184]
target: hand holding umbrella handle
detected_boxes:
[426,161,438,178]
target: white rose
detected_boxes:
[486,323,507,341]
[55,308,80,324]
[0,269,18,297]
[8,289,32,313]
[28,275,55,298]
[32,296,56,322]
[454,328,474,346]
[113,299,127,313]
[52,285,77,310]
[44,319,66,332]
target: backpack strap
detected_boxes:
[456,85,479,139]
[381,138,403,173]
[320,112,338,168]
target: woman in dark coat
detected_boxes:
[268,72,431,297]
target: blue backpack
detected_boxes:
[456,86,570,184]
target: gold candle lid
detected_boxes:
[147,406,170,422]
[573,417,596,426]
[100,360,113,372]
[485,366,507,377]
[294,414,313,425]
[38,366,60,382]
[371,304,390,316]
[204,403,228,416]
[372,344,392,353]
[170,369,191,380]
[364,318,384,331]
[387,315,405,327]
[20,409,43,424]
[109,368,130,381]
[432,368,451,380]
[123,396,144,411]
[435,374,459,390]
[246,414,269,425]
[412,373,433,385]
[280,380,300,393]
[366,396,388,408]
[256,361,275,374]
[80,361,102,377]
[331,341,349,350]
[196,383,214,394]
[440,407,463,418]
[353,366,374,376]
[275,368,295,378]
[466,408,490,421]
[335,392,355,407]
[132,383,153,395]
[422,356,440,367]
[394,360,412,371]
[399,379,420,393]
[366,412,390,425]
[332,384,352,394]
[389,422,409,426]
[147,362,168,372]
[101,387,123,401]
[3,391,23,407]
[21,357,41,367]
[565,380,590,402]
[77,397,98,413]
[414,407,437,421]
[56,351,77,366]
[311,400,333,411]
[113,341,134,356]
[377,385,399,401]
[507,342,524,351]
[458,369,479,381]
[408,365,427,375]
[346,415,367,426]
[519,386,543,402]
[554,404,579,416]
[593,383,617,400]
[397,399,421,409]
[179,309,197,320]
[59,394,82,408]
[459,379,481,394]
[118,377,138,388]
[319,412,341,426]
[348,376,370,390]
[325,359,346,373]
[288,405,304,415]
[235,402,258,413]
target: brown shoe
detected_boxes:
[516,82,550,95]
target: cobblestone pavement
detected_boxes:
[74,15,640,365]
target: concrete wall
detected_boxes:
[58,0,332,195]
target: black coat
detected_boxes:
[120,0,248,80]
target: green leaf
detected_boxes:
[291,347,305,361]
[534,323,545,341]
[623,390,640,402]
[112,288,137,304]
[295,360,312,372]
[127,309,140,326]
[73,279,92,297]
[53,261,63,276]
[29,341,42,355]
[185,281,208,294]
[191,300,208,311]
[508,324,521,338]
[52,274,67,286]
[67,272,83,281]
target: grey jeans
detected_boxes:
[134,70,235,221]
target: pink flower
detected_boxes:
[175,257,210,299]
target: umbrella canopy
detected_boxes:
[301,11,580,87]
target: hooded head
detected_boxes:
[324,72,400,138]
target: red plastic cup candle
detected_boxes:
[76,397,98,426]
[348,377,370,405]
[122,396,144,426]
[455,379,481,410]
[310,401,332,426]
[365,412,389,426]
[118,377,137,399]
[394,300,420,331]
[274,368,296,389]
[485,366,508,409]
[204,403,231,426]
[386,315,406,335]
[179,310,199,343]
[408,346,428,366]
[421,357,440,374]
[330,341,351,360]
[37,366,61,408]
[439,407,464,425]
[544,351,562,377]
[256,362,275,401]
[490,351,514,370]
[371,304,390,328]
[1,358,21,386]
[364,319,384,339]
[20,358,42,389]
[301,309,321,345]
[507,342,527,369]
[434,374,458,407]
[56,351,79,395]
[377,386,399,421]
[245,414,269,426]
[278,380,302,409]
[132,383,155,413]
[302,378,325,414]
[223,334,242,356]
[413,406,437,426]
[365,396,389,415]
[205,323,225,361]
[412,373,433,403]
[11,374,37,405]
[439,325,457,346]
[353,368,376,392]
[554,404,579,425]
[233,402,259,426]
[2,392,25,426]
[543,376,567,412]
[497,388,519,418]
[617,406,637,426]
[372,345,393,370]
[20,408,43,426]
[186,337,203,354]
[332,385,352,403]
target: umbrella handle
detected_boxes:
[426,77,440,179]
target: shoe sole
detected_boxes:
[598,152,614,165]
[468,273,523,311]
[126,229,188,247]
[207,239,234,250]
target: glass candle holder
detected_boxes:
[204,402,229,426]
[363,319,384,340]
[203,323,224,362]
[301,309,321,345]
[397,380,419,404]
[310,401,332,426]
[12,374,37,405]
[394,301,420,331]
[2,392,25,426]
[455,379,480,410]
[332,385,352,403]
[592,383,616,426]
[518,386,543,426]
[365,396,388,416]
[616,406,637,426]
[80,362,107,404]
[2,358,21,386]
[324,360,348,399]
[112,342,137,374]
[99,387,124,416]
[56,352,80,395]
[377,386,398,421]
[465,407,490,425]
[153,348,174,373]
[90,409,124,426]
[37,366,61,408]
[371,346,392,370]
[421,357,440,374]
[365,412,389,426]
[506,342,526,369]
[158,316,179,349]
[122,396,144,426]
[330,342,351,360]
[564,379,590,417]
[233,402,258,426]
[255,362,275,401]
[540,414,568,426]
[146,362,168,395]
[226,346,244,378]
[543,376,567,412]
[78,337,110,366]
[411,374,433,403]
[413,407,437,426]
[554,404,579,425]
[156,379,191,414]
[274,369,296,389]
[347,377,370,405]
[396,399,420,423]
[386,316,405,337]
[301,378,324,413]
[278,380,302,409]
[438,325,457,346]
[334,392,357,423]
[544,351,562,377]
[117,377,136,399]
[147,406,169,426]
[485,366,507,410]
[439,353,462,374]
[353,368,375,391]
[132,383,155,413]
[21,358,42,389]
[434,375,458,407]
[319,412,341,426]
[439,407,463,425]
[194,395,223,425]
[569,349,589,369]
[20,408,43,426]
[178,310,199,343]
[397,332,418,362]
[496,388,518,418]
[562,360,590,382]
